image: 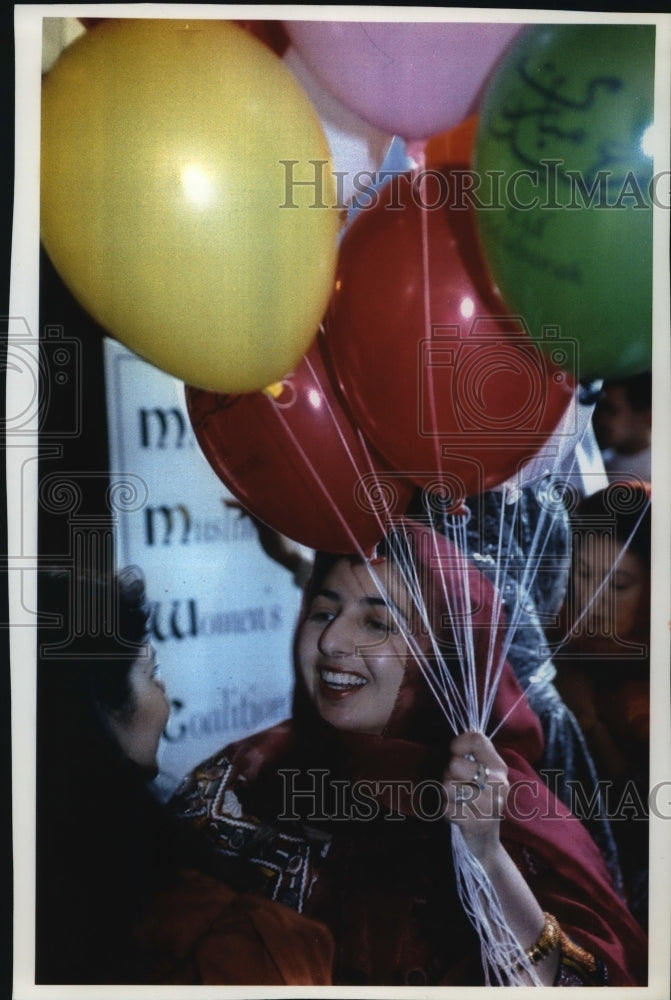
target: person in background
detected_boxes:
[592,372,652,484]
[553,482,651,930]
[35,566,333,985]
[171,519,647,986]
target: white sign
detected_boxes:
[104,339,304,788]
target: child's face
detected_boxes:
[108,644,170,770]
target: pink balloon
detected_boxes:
[283,46,392,209]
[284,20,526,140]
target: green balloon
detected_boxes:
[473,24,655,380]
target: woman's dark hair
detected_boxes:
[557,482,652,656]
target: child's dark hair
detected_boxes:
[38,564,150,725]
[36,566,260,983]
[36,566,154,981]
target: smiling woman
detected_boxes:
[170,518,647,986]
[297,558,409,735]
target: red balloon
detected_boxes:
[425,114,478,169]
[324,171,576,506]
[185,330,414,554]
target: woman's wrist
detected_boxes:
[463,836,508,876]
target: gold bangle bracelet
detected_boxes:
[526,912,561,965]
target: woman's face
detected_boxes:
[108,644,170,770]
[571,533,649,654]
[297,558,412,736]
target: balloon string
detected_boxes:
[270,397,370,560]
[413,144,506,731]
[479,485,564,735]
[490,399,605,717]
[478,495,515,729]
[378,517,542,984]
[391,520,472,731]
[413,150,483,730]
[358,523,542,984]
[434,515,477,730]
[392,522,468,730]
[412,150,446,485]
[302,343,389,546]
[482,396,591,725]
[429,508,485,731]
[451,826,544,986]
[432,505,505,734]
[441,392,595,735]
[486,492,536,726]
[452,519,481,729]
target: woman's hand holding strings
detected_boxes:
[442,731,560,986]
[442,731,509,867]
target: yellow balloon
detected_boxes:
[41,19,340,392]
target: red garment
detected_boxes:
[554,653,650,931]
[172,520,647,986]
[555,658,650,767]
[133,868,334,985]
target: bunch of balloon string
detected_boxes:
[369,483,649,986]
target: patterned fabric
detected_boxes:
[173,752,329,912]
